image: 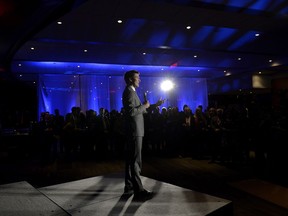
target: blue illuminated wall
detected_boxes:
[38,74,208,118]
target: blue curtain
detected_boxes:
[38,74,208,119]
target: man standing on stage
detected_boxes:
[122,70,164,200]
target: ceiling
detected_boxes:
[1,0,288,83]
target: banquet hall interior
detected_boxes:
[0,1,288,216]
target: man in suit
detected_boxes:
[122,70,164,200]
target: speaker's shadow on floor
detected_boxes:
[107,192,157,216]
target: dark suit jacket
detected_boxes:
[122,85,147,137]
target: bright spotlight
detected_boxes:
[160,80,174,91]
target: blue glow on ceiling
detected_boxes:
[122,19,146,40]
[218,59,234,67]
[192,26,215,45]
[228,31,258,50]
[249,0,270,11]
[227,0,269,10]
[148,28,170,45]
[279,5,288,15]
[115,52,134,63]
[170,32,187,47]
[254,0,287,15]
[165,0,288,15]
[194,0,286,11]
[212,27,237,46]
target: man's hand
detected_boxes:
[144,101,150,109]
[156,98,165,106]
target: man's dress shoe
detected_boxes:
[124,187,134,195]
[134,189,154,201]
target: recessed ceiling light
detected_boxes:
[186,26,191,29]
[57,21,62,25]
[117,20,122,24]
[158,45,170,49]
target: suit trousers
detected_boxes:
[125,136,144,192]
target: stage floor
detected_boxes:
[1,172,232,216]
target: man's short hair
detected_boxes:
[124,70,139,84]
